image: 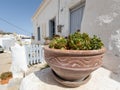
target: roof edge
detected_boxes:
[32,0,51,21]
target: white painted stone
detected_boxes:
[20,68,120,90]
[10,44,28,78]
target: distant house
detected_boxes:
[32,0,120,49]
[0,34,15,51]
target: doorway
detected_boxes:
[49,18,56,37]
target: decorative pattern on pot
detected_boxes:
[45,55,103,68]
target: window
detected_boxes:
[37,27,41,41]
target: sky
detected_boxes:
[0,0,42,36]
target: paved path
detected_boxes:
[0,52,13,90]
[0,52,12,74]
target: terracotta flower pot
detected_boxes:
[44,40,51,45]
[44,46,106,81]
[0,77,12,85]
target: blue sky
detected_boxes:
[0,0,42,36]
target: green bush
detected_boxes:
[49,32,104,50]
[0,72,12,80]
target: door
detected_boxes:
[70,4,85,34]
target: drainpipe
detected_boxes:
[57,0,64,33]
[57,0,62,33]
[58,0,60,25]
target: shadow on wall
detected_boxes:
[103,51,120,82]
[110,70,120,82]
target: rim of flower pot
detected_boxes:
[44,46,106,56]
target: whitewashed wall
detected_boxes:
[0,37,15,51]
[31,0,120,80]
[32,0,120,50]
[32,0,58,44]
[81,0,120,49]
[78,0,120,73]
[32,0,83,44]
[0,39,3,46]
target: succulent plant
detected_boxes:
[90,35,104,50]
[49,32,104,50]
[49,37,67,49]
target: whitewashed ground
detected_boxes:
[20,67,120,90]
[0,85,7,90]
[0,78,22,90]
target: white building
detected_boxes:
[0,34,15,51]
[32,0,120,49]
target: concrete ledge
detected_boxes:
[20,67,120,90]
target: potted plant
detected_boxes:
[44,32,106,87]
[44,35,60,45]
[0,72,12,84]
[44,37,51,45]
